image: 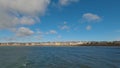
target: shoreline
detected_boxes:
[0,45,120,47]
[0,41,120,46]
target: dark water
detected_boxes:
[0,46,120,68]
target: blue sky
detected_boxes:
[0,0,120,42]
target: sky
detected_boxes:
[0,0,120,42]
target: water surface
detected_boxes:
[0,46,120,68]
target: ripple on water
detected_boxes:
[0,46,120,68]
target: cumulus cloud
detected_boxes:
[58,0,79,6]
[15,27,34,37]
[0,0,50,30]
[0,0,50,15]
[0,10,18,29]
[86,25,92,31]
[18,17,36,25]
[82,13,101,22]
[15,16,40,25]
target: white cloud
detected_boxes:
[36,30,43,34]
[86,25,92,30]
[57,35,62,39]
[0,0,50,15]
[58,0,79,6]
[32,35,42,40]
[46,30,57,34]
[0,11,40,29]
[19,17,37,25]
[0,36,17,42]
[14,16,40,25]
[0,10,18,29]
[15,27,34,37]
[0,0,50,30]
[59,21,70,31]
[82,13,101,22]
[60,25,69,30]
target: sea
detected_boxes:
[0,46,120,68]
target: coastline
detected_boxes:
[0,41,120,46]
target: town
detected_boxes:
[0,41,120,46]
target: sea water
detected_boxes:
[0,46,120,68]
